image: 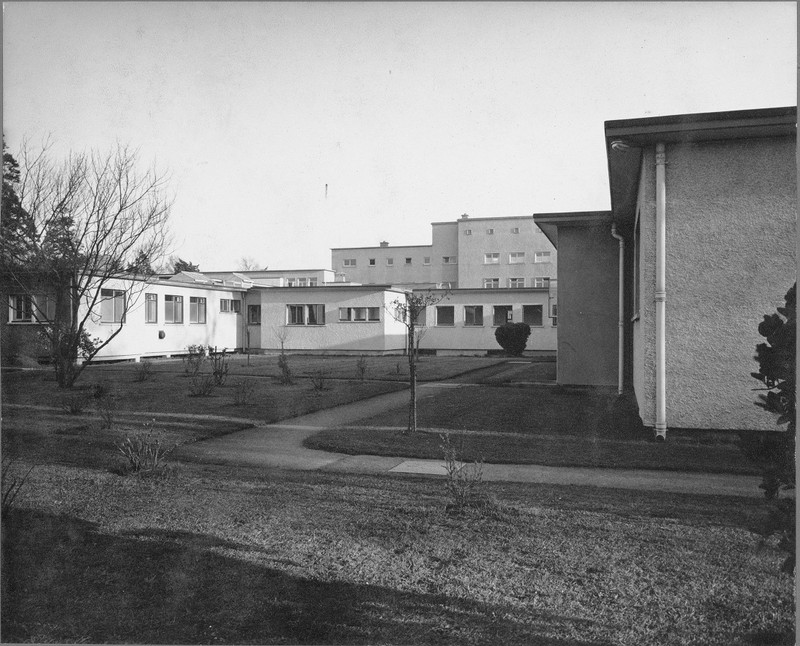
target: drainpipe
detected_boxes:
[610,224,624,395]
[654,143,667,440]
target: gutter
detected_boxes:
[610,224,624,396]
[654,143,667,440]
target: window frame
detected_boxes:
[508,252,525,264]
[534,251,552,263]
[8,294,33,323]
[483,253,500,264]
[464,305,483,327]
[483,278,499,289]
[523,304,544,327]
[511,227,520,234]
[533,277,551,288]
[442,256,457,265]
[145,293,158,323]
[247,304,261,325]
[164,294,184,324]
[288,304,325,325]
[435,305,455,327]
[423,256,431,265]
[189,296,207,324]
[100,289,126,324]
[343,258,357,267]
[508,278,526,288]
[493,305,513,326]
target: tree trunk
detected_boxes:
[407,321,417,433]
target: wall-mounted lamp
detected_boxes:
[610,140,632,152]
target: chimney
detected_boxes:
[379,241,389,247]
[460,213,469,219]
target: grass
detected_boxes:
[1,461,794,645]
[2,364,408,423]
[87,353,511,382]
[304,385,762,474]
[1,355,792,644]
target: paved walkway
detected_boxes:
[173,383,765,499]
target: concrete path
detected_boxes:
[173,384,766,499]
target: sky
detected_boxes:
[3,2,796,272]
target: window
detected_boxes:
[465,229,472,235]
[34,295,56,322]
[464,305,483,326]
[436,305,454,326]
[511,227,520,234]
[165,295,183,324]
[442,256,457,264]
[369,258,376,266]
[533,277,550,288]
[509,252,525,264]
[386,258,394,266]
[483,253,499,264]
[220,298,241,313]
[487,228,494,235]
[309,278,318,287]
[523,305,543,327]
[343,259,357,267]
[508,278,525,288]
[306,304,325,325]
[247,304,261,325]
[338,307,380,322]
[101,289,126,324]
[8,294,32,322]
[534,251,551,263]
[551,303,558,327]
[483,278,499,289]
[405,257,412,265]
[423,257,431,265]
[190,297,207,324]
[286,278,296,287]
[288,304,325,325]
[493,305,512,326]
[145,293,158,323]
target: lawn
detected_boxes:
[304,386,764,474]
[1,460,794,645]
[2,362,408,424]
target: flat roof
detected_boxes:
[431,215,534,225]
[330,245,432,251]
[532,211,613,246]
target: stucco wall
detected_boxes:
[455,217,557,289]
[662,136,796,430]
[418,289,557,352]
[86,280,244,360]
[431,222,459,286]
[256,287,408,353]
[557,225,620,386]
[331,246,434,285]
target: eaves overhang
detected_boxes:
[604,106,797,225]
[532,211,613,247]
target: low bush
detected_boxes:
[1,456,33,517]
[184,344,207,377]
[310,367,330,392]
[277,352,293,385]
[133,361,154,383]
[210,347,230,386]
[116,420,176,475]
[440,433,486,514]
[494,322,531,356]
[232,379,256,406]
[189,373,215,397]
[355,355,369,381]
[96,392,118,429]
[60,392,90,415]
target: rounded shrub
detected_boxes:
[494,322,531,356]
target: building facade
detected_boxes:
[536,106,796,434]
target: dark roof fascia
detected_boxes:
[430,215,534,225]
[330,245,433,251]
[532,211,614,247]
[604,107,796,225]
[204,269,333,275]
[252,284,408,294]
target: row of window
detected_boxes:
[483,277,550,289]
[432,304,557,327]
[285,278,318,287]
[465,226,522,235]
[342,251,551,268]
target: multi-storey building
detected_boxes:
[331,214,557,290]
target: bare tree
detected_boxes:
[238,256,266,271]
[389,289,449,433]
[1,140,172,387]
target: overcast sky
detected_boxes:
[3,2,796,271]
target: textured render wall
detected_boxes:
[258,288,407,353]
[557,226,620,386]
[418,289,557,352]
[431,223,459,286]
[455,218,557,289]
[86,281,243,360]
[663,137,796,430]
[634,151,657,426]
[331,246,434,285]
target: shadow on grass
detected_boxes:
[3,508,603,645]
